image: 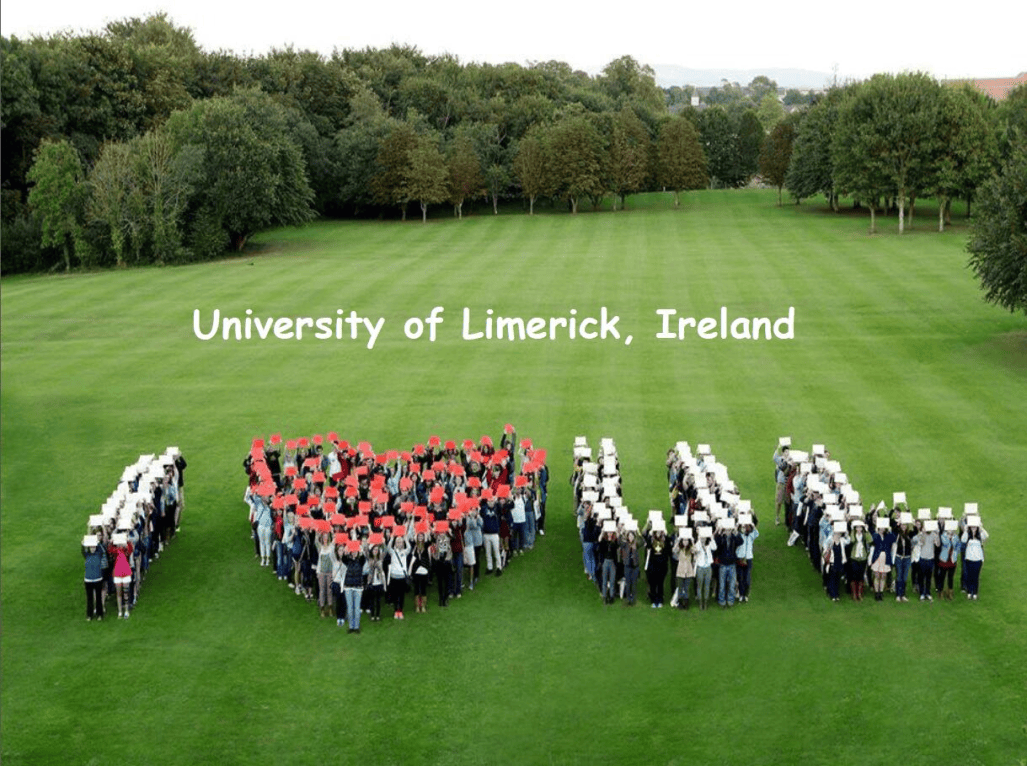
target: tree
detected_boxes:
[513,129,546,214]
[929,84,997,231]
[544,112,605,214]
[165,89,315,251]
[86,141,135,265]
[834,72,943,234]
[736,109,765,182]
[446,131,484,219]
[26,138,86,270]
[598,56,665,114]
[405,135,448,222]
[607,106,651,209]
[655,116,707,206]
[756,93,785,132]
[966,144,1027,314]
[698,106,740,187]
[371,119,419,220]
[786,89,844,208]
[758,116,797,205]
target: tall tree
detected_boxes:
[834,72,943,234]
[405,134,448,222]
[26,138,85,270]
[512,129,546,215]
[966,143,1027,314]
[607,106,651,210]
[544,112,604,214]
[758,116,797,205]
[85,141,135,266]
[698,106,739,187]
[655,116,707,206]
[371,119,419,220]
[165,89,314,251]
[786,89,844,208]
[446,131,484,219]
[736,109,765,182]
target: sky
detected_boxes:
[1,0,1023,84]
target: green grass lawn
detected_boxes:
[2,190,1025,765]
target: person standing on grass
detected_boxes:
[581,505,600,582]
[598,526,620,604]
[386,533,411,619]
[332,543,348,627]
[341,542,366,633]
[936,522,960,600]
[110,536,134,619]
[961,519,988,600]
[365,543,387,622]
[83,538,106,621]
[714,525,742,608]
[253,491,273,568]
[736,520,759,603]
[643,522,671,608]
[694,531,716,611]
[846,519,871,602]
[449,516,465,598]
[869,520,896,601]
[892,520,914,602]
[315,532,337,618]
[411,533,432,614]
[824,530,847,602]
[916,523,940,601]
[431,529,453,608]
[463,507,482,590]
[674,536,697,610]
[480,492,502,576]
[772,444,790,526]
[620,531,641,606]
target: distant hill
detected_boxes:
[653,65,834,90]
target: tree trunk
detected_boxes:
[673,190,680,208]
[938,195,946,232]
[944,199,952,225]
[456,201,463,220]
[869,203,876,234]
[231,232,247,251]
[620,192,626,210]
[897,191,905,234]
[63,240,71,271]
[529,195,535,215]
[492,193,498,214]
[400,202,407,222]
[421,201,428,223]
[570,196,578,214]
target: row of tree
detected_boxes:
[778,72,1025,234]
[3,14,1024,276]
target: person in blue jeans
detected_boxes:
[581,505,600,581]
[598,525,619,604]
[341,542,365,633]
[715,525,742,608]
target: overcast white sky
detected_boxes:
[2,0,1022,83]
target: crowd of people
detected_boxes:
[571,438,758,610]
[776,438,990,602]
[81,447,187,620]
[243,426,549,633]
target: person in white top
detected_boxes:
[961,519,988,600]
[693,533,717,611]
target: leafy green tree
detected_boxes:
[698,106,740,187]
[786,89,844,208]
[371,119,419,220]
[512,129,546,214]
[736,109,765,181]
[86,141,135,265]
[834,72,943,234]
[446,131,484,218]
[758,116,797,205]
[607,106,651,209]
[930,84,998,231]
[756,93,785,132]
[544,112,605,214]
[598,56,665,114]
[26,138,86,270]
[165,89,314,251]
[966,143,1027,314]
[747,76,778,103]
[655,116,707,206]
[406,134,448,222]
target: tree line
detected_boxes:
[2,14,1024,277]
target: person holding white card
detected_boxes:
[961,518,988,600]
[936,521,960,600]
[916,522,940,601]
